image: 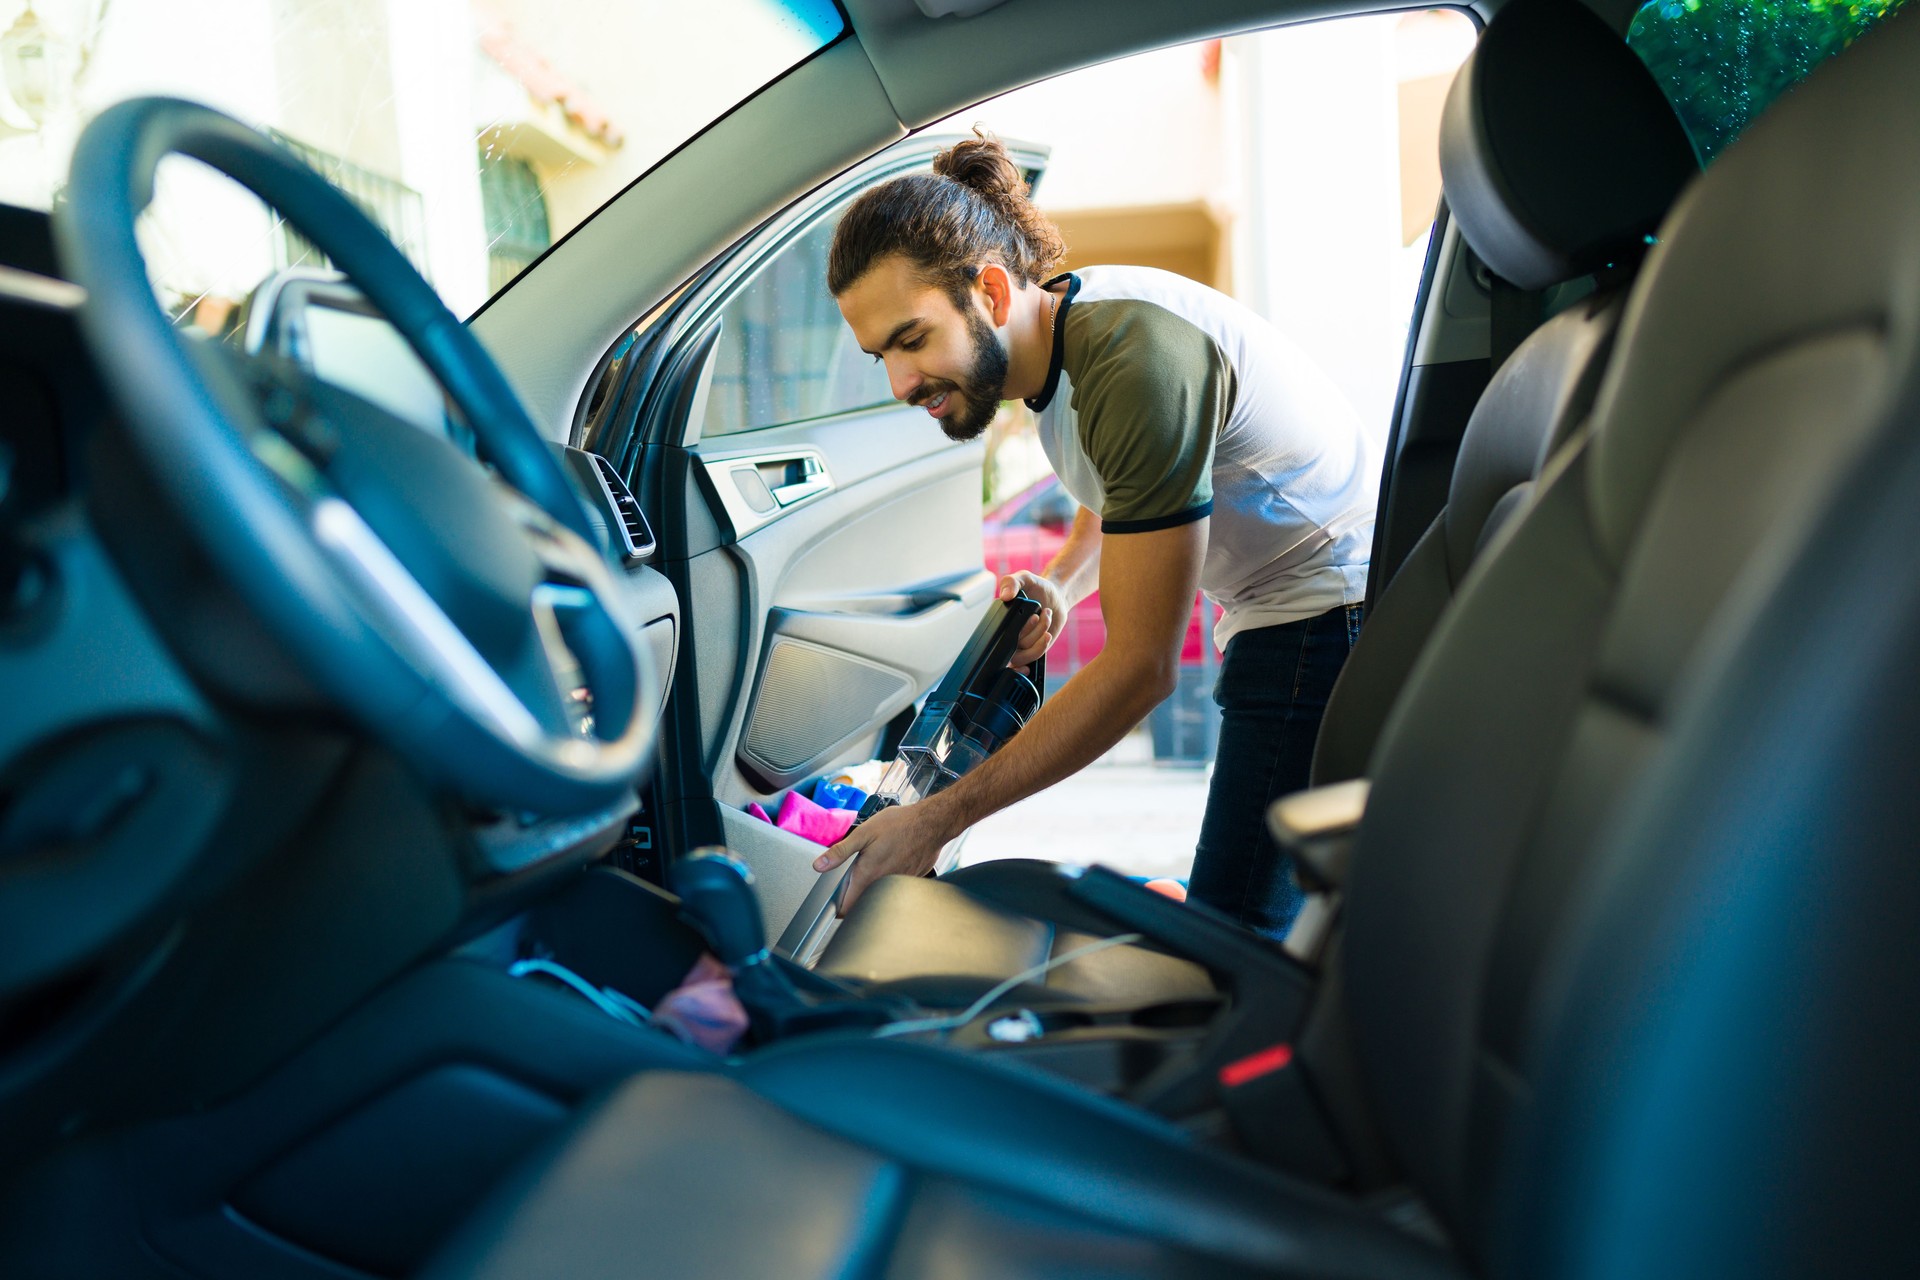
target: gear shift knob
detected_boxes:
[670,847,769,969]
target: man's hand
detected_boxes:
[813,798,961,915]
[999,571,1069,669]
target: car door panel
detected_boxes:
[676,418,986,924]
[717,423,987,796]
[743,581,991,792]
[719,805,854,961]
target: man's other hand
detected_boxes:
[813,799,959,915]
[999,571,1067,669]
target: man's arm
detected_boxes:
[815,517,1208,912]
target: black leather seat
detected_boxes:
[812,0,1696,1002]
[1308,289,1624,785]
[428,4,1920,1275]
[1311,0,1697,786]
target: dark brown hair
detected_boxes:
[827,130,1067,303]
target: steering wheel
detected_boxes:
[53,98,657,816]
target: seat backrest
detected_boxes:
[1336,0,1920,1261]
[1507,373,1920,1280]
[1311,0,1695,785]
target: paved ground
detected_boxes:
[955,726,1212,882]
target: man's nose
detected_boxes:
[887,360,921,404]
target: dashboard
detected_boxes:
[0,185,698,1211]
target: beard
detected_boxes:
[932,308,1010,443]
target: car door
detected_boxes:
[584,136,1049,952]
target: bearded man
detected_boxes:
[817,133,1376,938]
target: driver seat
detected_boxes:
[426,5,1920,1278]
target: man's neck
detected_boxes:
[1003,279,1064,403]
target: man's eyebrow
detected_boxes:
[861,318,923,358]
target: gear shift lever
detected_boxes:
[668,846,913,1043]
[669,848,769,969]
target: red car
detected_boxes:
[981,476,1211,679]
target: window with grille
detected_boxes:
[480,153,553,295]
[265,130,431,280]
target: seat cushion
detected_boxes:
[816,873,1212,1008]
[427,1041,1467,1280]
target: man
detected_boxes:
[815,133,1376,936]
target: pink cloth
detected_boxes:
[746,802,773,824]
[774,789,858,847]
[652,953,749,1055]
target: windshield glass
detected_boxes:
[0,0,845,321]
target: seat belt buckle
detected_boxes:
[1216,1041,1350,1184]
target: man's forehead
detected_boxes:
[839,263,949,343]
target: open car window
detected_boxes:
[0,0,846,324]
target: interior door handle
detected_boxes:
[706,449,835,538]
[769,464,832,506]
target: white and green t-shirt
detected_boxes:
[1026,267,1377,647]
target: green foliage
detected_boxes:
[1628,0,1909,163]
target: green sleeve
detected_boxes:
[1067,299,1233,532]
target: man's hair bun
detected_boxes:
[932,130,1067,283]
[933,132,1029,212]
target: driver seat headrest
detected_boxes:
[1440,0,1699,290]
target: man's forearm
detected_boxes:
[816,518,1205,913]
[924,644,1175,832]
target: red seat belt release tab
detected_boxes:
[1219,1042,1294,1089]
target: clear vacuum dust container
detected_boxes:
[856,593,1047,823]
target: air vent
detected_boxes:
[588,453,657,560]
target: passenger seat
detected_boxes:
[1316,0,1702,781]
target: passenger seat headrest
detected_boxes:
[1440,0,1698,291]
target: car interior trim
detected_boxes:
[0,263,84,311]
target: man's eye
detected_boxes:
[901,337,923,352]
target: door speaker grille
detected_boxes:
[742,638,911,780]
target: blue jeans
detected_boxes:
[1187,602,1364,938]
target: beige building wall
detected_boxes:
[483,0,839,239]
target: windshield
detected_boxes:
[0,0,845,322]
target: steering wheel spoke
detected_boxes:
[310,495,550,749]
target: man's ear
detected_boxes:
[977,262,1014,328]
